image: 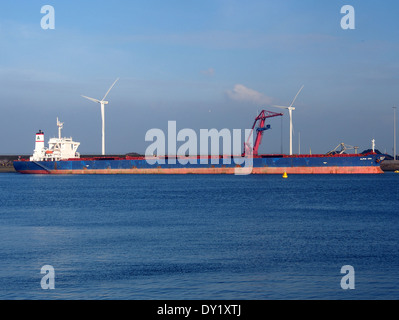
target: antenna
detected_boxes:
[82,78,119,155]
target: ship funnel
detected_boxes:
[31,130,45,161]
[35,130,45,151]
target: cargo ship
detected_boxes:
[13,112,385,174]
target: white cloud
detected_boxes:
[201,68,215,76]
[226,84,272,105]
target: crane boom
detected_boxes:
[244,110,283,156]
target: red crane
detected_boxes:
[244,110,283,156]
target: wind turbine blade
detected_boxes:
[289,85,304,108]
[102,77,119,101]
[81,95,101,103]
[272,105,288,110]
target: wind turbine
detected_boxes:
[81,78,119,155]
[272,85,304,155]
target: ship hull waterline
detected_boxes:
[13,154,385,175]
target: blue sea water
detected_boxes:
[0,172,398,300]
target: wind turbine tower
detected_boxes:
[82,78,119,155]
[394,107,397,160]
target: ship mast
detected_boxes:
[57,117,64,139]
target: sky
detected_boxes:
[0,0,398,155]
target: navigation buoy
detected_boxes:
[283,172,288,178]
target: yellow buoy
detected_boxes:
[395,170,399,174]
[283,172,288,178]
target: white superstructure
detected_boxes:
[30,118,80,161]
